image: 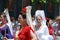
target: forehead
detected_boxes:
[49,19,53,21]
[36,16,42,19]
[19,14,22,17]
[19,15,23,18]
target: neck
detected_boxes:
[0,25,1,27]
[38,22,41,26]
[21,22,28,28]
[48,24,52,27]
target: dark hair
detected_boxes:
[22,14,26,19]
[19,13,26,19]
[1,12,6,18]
[46,18,52,25]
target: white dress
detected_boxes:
[35,24,54,40]
[33,10,54,40]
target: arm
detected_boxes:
[30,30,38,40]
[6,25,13,39]
[7,26,11,34]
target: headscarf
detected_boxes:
[26,6,34,30]
[34,10,49,35]
[22,6,34,30]
[4,9,13,35]
[35,10,46,25]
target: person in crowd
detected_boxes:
[17,15,22,30]
[11,17,17,35]
[10,16,21,36]
[56,16,60,35]
[52,20,58,36]
[14,14,38,40]
[55,16,60,40]
[0,14,13,40]
[33,10,54,40]
[32,17,35,22]
[11,17,16,26]
[0,16,3,40]
[47,19,56,40]
[47,19,54,36]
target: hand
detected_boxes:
[14,34,19,40]
[16,36,19,40]
[3,37,8,40]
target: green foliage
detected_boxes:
[31,0,35,3]
[31,0,60,3]
[39,0,47,3]
[53,0,60,3]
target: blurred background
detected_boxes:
[0,0,60,19]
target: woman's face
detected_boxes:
[1,15,7,24]
[1,15,4,19]
[48,20,53,26]
[36,16,42,24]
[18,14,24,24]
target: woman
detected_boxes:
[33,10,54,40]
[14,14,38,40]
[56,16,60,35]
[47,19,54,36]
[0,14,13,40]
[47,19,56,40]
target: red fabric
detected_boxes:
[18,25,34,40]
[22,7,26,15]
[48,26,54,36]
[46,17,49,21]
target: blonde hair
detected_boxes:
[56,16,60,21]
[36,15,42,20]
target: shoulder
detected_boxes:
[24,26,31,30]
[23,26,34,32]
[25,26,34,33]
[4,25,10,29]
[5,25,9,27]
